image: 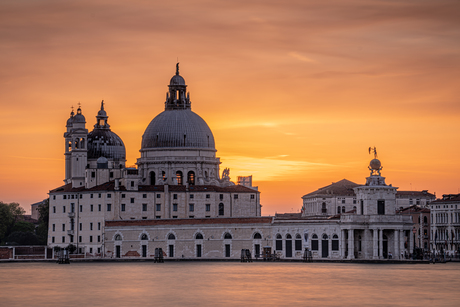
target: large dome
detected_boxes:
[141,109,215,149]
[87,129,126,160]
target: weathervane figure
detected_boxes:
[368,146,378,159]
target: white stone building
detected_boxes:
[430,194,460,255]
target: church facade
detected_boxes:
[48,66,415,260]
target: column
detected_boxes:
[341,229,346,259]
[379,228,383,259]
[348,229,354,259]
[400,230,405,259]
[372,229,378,259]
[394,230,399,260]
[409,230,414,256]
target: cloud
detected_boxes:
[288,52,316,63]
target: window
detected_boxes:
[114,234,122,241]
[156,215,161,219]
[173,204,178,212]
[90,248,93,254]
[107,194,111,198]
[337,206,341,214]
[251,194,255,199]
[377,200,385,215]
[90,236,93,243]
[168,233,176,240]
[219,194,224,200]
[276,234,282,250]
[219,203,224,216]
[98,204,101,212]
[224,233,232,239]
[79,205,82,212]
[196,244,202,258]
[206,194,210,199]
[225,244,230,257]
[169,245,174,257]
[110,172,113,178]
[121,204,126,211]
[143,194,147,199]
[90,194,93,198]
[234,194,238,199]
[53,195,56,200]
[98,193,101,198]
[141,234,148,240]
[189,204,194,212]
[98,222,101,230]
[63,195,67,200]
[342,207,345,213]
[79,223,82,231]
[187,171,195,185]
[195,233,203,240]
[63,206,66,213]
[156,194,161,198]
[206,204,210,212]
[295,234,302,251]
[322,203,327,214]
[342,198,345,204]
[189,215,194,218]
[173,216,178,219]
[53,206,56,213]
[311,234,319,251]
[90,204,93,212]
[253,233,262,239]
[52,237,55,243]
[62,224,65,231]
[130,181,134,187]
[173,194,177,200]
[156,204,161,211]
[52,224,55,232]
[190,194,194,199]
[90,223,93,231]
[176,171,183,185]
[107,204,112,211]
[332,234,339,251]
[62,236,65,243]
[142,204,147,211]
[122,194,125,198]
[142,217,147,219]
[130,198,134,203]
[353,199,357,204]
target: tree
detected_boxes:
[36,199,49,245]
[6,231,40,245]
[0,202,25,244]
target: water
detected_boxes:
[0,262,459,306]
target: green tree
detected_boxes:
[36,199,49,245]
[12,220,35,233]
[0,202,25,244]
[6,231,40,245]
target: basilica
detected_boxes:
[48,65,416,260]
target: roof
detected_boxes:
[397,205,430,214]
[106,216,273,227]
[302,179,359,198]
[50,182,258,194]
[432,194,460,203]
[396,190,435,199]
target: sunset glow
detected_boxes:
[1,0,459,214]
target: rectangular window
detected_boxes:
[234,194,238,199]
[156,204,161,211]
[91,172,95,178]
[107,194,111,198]
[98,248,101,254]
[173,204,178,211]
[219,194,224,200]
[98,204,101,212]
[90,204,93,212]
[341,199,345,204]
[130,198,135,204]
[377,200,385,215]
[62,224,65,231]
[90,223,93,231]
[156,216,161,219]
[90,248,93,254]
[79,236,82,243]
[142,204,147,211]
[79,223,82,231]
[295,240,302,251]
[110,172,113,177]
[107,204,112,211]
[79,205,82,212]
[53,195,56,200]
[169,245,174,257]
[173,194,177,199]
[276,240,282,250]
[90,194,93,198]
[250,194,255,199]
[53,206,56,213]
[189,215,194,218]
[98,222,101,230]
[98,193,101,198]
[353,199,357,204]
[90,236,93,243]
[71,195,74,199]
[173,216,178,219]
[142,217,147,219]
[143,194,147,199]
[206,204,210,212]
[312,240,319,251]
[190,194,194,199]
[52,237,55,243]
[206,194,210,199]
[70,236,74,243]
[196,244,202,257]
[189,204,194,212]
[63,206,66,213]
[63,195,67,200]
[121,204,125,211]
[52,224,55,232]
[98,235,101,242]
[156,194,161,198]
[122,194,126,198]
[332,240,339,251]
[131,181,134,187]
[225,244,231,257]
[62,236,65,243]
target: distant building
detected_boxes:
[430,194,460,255]
[398,205,431,251]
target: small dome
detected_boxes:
[73,114,85,123]
[170,74,186,86]
[97,156,108,164]
[66,117,74,127]
[141,109,215,149]
[87,129,126,160]
[370,159,381,170]
[97,109,107,117]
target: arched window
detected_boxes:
[149,171,155,185]
[188,171,195,185]
[141,234,148,240]
[75,138,79,149]
[219,203,224,216]
[224,233,232,239]
[337,206,341,214]
[332,234,339,251]
[176,171,183,185]
[276,234,282,250]
[114,234,122,241]
[311,234,318,251]
[286,234,292,239]
[253,232,262,239]
[80,138,85,149]
[424,216,428,224]
[162,171,166,181]
[168,233,176,240]
[322,234,328,240]
[195,233,203,240]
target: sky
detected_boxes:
[1,0,459,215]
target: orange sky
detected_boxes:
[1,0,459,215]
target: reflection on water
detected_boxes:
[1,262,459,306]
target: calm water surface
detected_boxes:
[1,261,459,306]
